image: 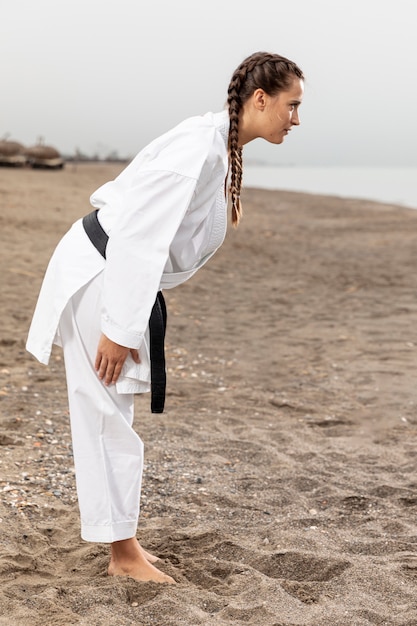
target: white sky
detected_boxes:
[2,0,416,166]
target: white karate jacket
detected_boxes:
[26,110,230,389]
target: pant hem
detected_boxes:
[81,520,138,543]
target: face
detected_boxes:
[252,78,304,145]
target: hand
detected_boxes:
[95,334,140,386]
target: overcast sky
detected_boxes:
[2,0,416,166]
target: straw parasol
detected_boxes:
[0,139,27,166]
[25,142,64,169]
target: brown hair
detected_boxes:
[227,52,304,226]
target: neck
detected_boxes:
[237,110,258,146]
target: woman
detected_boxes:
[27,51,304,583]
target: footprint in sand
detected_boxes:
[166,532,350,608]
[398,552,417,578]
[251,550,350,583]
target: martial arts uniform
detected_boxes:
[26,110,230,542]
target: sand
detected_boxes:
[1,163,417,625]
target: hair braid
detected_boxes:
[227,79,243,226]
[226,52,304,226]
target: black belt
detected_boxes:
[82,209,166,413]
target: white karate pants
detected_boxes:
[59,273,144,543]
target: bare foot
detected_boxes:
[108,537,175,584]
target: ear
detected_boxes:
[252,88,268,111]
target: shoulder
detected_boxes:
[139,112,229,180]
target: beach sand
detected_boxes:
[1,163,417,625]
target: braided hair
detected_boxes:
[227,52,304,226]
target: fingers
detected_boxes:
[109,359,125,385]
[94,350,102,374]
[96,355,125,385]
[95,335,130,386]
[130,348,140,364]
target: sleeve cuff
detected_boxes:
[101,315,144,349]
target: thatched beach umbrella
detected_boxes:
[25,143,64,169]
[0,139,27,166]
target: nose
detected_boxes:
[292,110,300,126]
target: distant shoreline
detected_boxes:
[244,164,417,209]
